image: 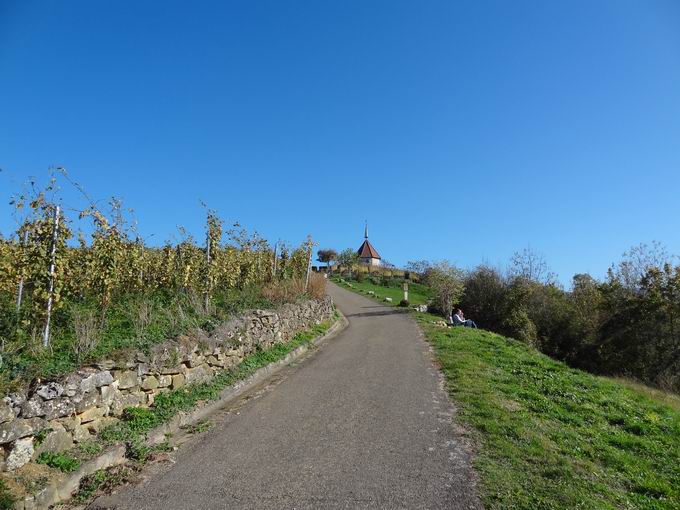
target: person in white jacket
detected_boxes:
[450,309,477,328]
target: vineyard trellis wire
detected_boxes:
[0,174,314,350]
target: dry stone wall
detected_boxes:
[0,297,334,472]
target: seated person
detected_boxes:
[449,309,477,328]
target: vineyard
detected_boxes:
[0,174,316,393]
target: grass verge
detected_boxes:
[330,275,431,306]
[416,313,680,510]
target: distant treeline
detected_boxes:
[412,244,680,393]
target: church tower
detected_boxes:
[356,222,381,267]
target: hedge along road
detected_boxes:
[93,283,481,509]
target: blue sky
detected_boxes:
[1,0,679,286]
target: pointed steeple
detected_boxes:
[357,220,381,261]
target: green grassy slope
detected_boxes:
[330,276,431,306]
[416,315,680,510]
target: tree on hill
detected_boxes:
[425,261,465,320]
[337,248,358,277]
[508,247,557,285]
[317,249,338,272]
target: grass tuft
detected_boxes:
[35,452,81,473]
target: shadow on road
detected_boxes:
[344,309,408,318]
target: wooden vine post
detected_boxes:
[43,205,60,347]
[204,227,211,311]
[15,229,29,313]
[304,236,315,291]
[272,241,278,278]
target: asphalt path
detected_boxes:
[93,283,481,509]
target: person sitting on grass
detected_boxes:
[450,309,477,328]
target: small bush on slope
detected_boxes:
[417,315,680,510]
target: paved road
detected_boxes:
[94,284,481,509]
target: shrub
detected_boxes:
[306,273,327,300]
[399,299,409,307]
[501,308,538,346]
[71,305,102,361]
[261,278,306,304]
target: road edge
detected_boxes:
[23,313,349,510]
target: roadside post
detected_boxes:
[403,281,409,303]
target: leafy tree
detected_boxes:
[316,249,338,272]
[460,265,507,331]
[425,261,465,320]
[336,248,358,277]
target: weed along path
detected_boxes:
[92,283,481,509]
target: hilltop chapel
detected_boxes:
[357,224,381,267]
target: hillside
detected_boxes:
[417,316,680,510]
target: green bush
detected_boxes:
[501,308,537,346]
[399,299,409,307]
[36,451,81,472]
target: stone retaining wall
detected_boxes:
[0,297,334,472]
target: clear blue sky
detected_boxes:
[2,1,679,286]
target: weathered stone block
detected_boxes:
[85,416,116,434]
[110,392,144,416]
[79,406,106,424]
[158,375,172,388]
[33,423,73,457]
[35,382,64,400]
[80,371,114,393]
[159,364,184,375]
[184,366,211,384]
[141,376,159,390]
[0,402,13,424]
[186,355,205,368]
[74,391,100,413]
[56,415,80,432]
[206,355,225,367]
[72,425,92,443]
[100,384,118,406]
[6,437,34,471]
[20,397,45,419]
[0,418,46,445]
[113,370,139,390]
[44,398,75,420]
[171,373,185,389]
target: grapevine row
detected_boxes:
[0,177,313,346]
